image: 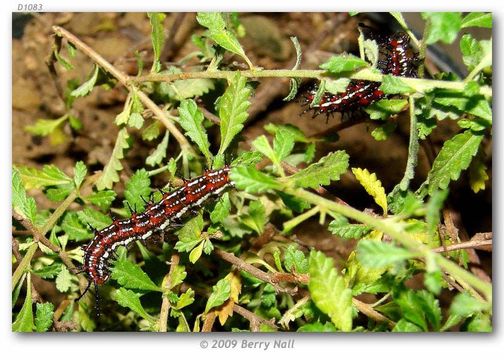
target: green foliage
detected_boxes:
[352,168,387,214]
[308,250,353,331]
[96,128,130,190]
[217,73,251,155]
[111,259,161,292]
[289,151,349,189]
[357,240,414,268]
[205,277,231,313]
[35,303,55,332]
[320,54,369,74]
[422,12,462,44]
[71,65,100,98]
[147,12,166,73]
[178,99,212,162]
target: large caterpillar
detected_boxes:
[78,166,233,302]
[304,29,418,117]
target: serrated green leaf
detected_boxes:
[61,212,92,241]
[142,120,161,141]
[461,12,492,29]
[96,128,130,190]
[426,189,448,235]
[392,319,422,332]
[417,290,442,330]
[124,169,151,213]
[424,269,443,295]
[35,303,54,332]
[380,75,415,94]
[469,153,489,193]
[460,35,492,73]
[71,65,100,98]
[210,192,231,224]
[284,244,308,274]
[466,313,492,332]
[365,99,408,120]
[146,131,169,167]
[168,78,215,101]
[111,259,161,292]
[352,168,388,214]
[395,289,428,331]
[422,12,462,44]
[73,161,87,189]
[298,321,337,332]
[357,240,414,268]
[84,190,116,210]
[230,151,263,167]
[147,12,166,73]
[217,73,251,155]
[230,166,281,193]
[55,267,72,293]
[274,127,295,162]
[13,273,33,332]
[128,112,144,129]
[240,200,266,234]
[32,263,62,279]
[320,54,368,74]
[12,168,37,223]
[252,135,276,163]
[169,265,187,290]
[196,12,226,30]
[189,241,205,264]
[175,214,204,252]
[308,250,352,331]
[264,123,309,143]
[77,207,112,230]
[450,292,490,318]
[113,288,155,322]
[18,164,73,189]
[289,151,349,189]
[328,217,372,240]
[175,289,195,310]
[205,278,231,313]
[424,130,483,195]
[433,95,492,122]
[25,115,68,141]
[178,99,212,162]
[54,49,73,71]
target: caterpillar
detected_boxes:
[304,29,418,117]
[78,166,233,304]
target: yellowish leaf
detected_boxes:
[217,271,242,325]
[469,155,489,193]
[352,168,388,214]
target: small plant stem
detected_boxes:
[464,52,492,83]
[282,187,492,302]
[432,235,492,253]
[233,304,278,331]
[202,311,217,332]
[12,242,37,291]
[135,68,492,98]
[40,173,101,235]
[51,26,194,155]
[12,211,81,288]
[282,205,321,233]
[159,254,180,332]
[352,298,396,329]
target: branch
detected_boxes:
[432,234,492,253]
[159,254,180,332]
[233,304,278,331]
[51,25,194,155]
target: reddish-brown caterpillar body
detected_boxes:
[304,29,418,117]
[78,166,233,302]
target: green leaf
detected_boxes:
[35,303,54,332]
[392,319,422,332]
[12,168,37,223]
[461,12,492,29]
[32,263,62,279]
[365,99,408,120]
[308,250,352,331]
[124,169,151,214]
[357,240,414,268]
[146,133,169,167]
[284,244,308,274]
[84,190,116,210]
[96,128,130,190]
[178,99,212,161]
[252,135,276,163]
[18,164,73,189]
[264,123,309,143]
[469,153,489,193]
[320,54,369,74]
[175,214,204,253]
[128,112,144,129]
[450,292,490,318]
[70,65,100,98]
[166,78,215,101]
[175,289,195,309]
[423,130,483,195]
[61,212,92,241]
[466,313,492,332]
[426,189,449,235]
[113,288,155,322]
[197,13,251,68]
[416,290,442,330]
[460,35,491,73]
[230,151,263,167]
[142,120,161,141]
[147,12,166,73]
[395,289,428,331]
[111,259,161,292]
[424,270,443,295]
[434,95,492,122]
[25,115,67,138]
[77,207,112,230]
[298,321,337,332]
[205,278,231,313]
[217,73,251,155]
[189,241,205,264]
[169,265,187,290]
[210,192,231,224]
[73,161,87,189]
[328,216,371,240]
[422,12,462,44]
[289,151,349,189]
[230,166,281,193]
[273,127,295,162]
[55,267,72,293]
[380,75,415,94]
[352,168,387,214]
[12,273,33,332]
[240,200,266,234]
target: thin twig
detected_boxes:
[51,25,194,154]
[233,304,278,331]
[202,311,217,332]
[353,298,396,329]
[432,235,492,253]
